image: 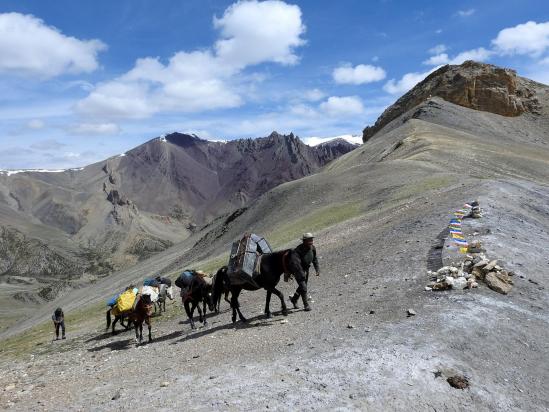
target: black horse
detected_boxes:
[212,266,231,313]
[105,308,130,334]
[213,249,307,323]
[181,275,215,329]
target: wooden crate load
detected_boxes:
[227,233,272,285]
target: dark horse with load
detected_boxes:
[213,242,308,323]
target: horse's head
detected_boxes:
[139,294,154,316]
[286,249,306,282]
[206,291,215,312]
[166,286,174,300]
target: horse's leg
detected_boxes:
[264,290,273,318]
[106,309,111,330]
[134,321,139,344]
[201,299,208,325]
[139,321,143,343]
[231,288,247,323]
[271,287,288,316]
[147,317,152,342]
[184,300,195,329]
[112,316,119,335]
[197,301,204,324]
[224,290,231,304]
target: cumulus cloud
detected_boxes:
[303,88,325,102]
[213,0,305,67]
[492,21,549,57]
[0,12,106,78]
[423,53,450,65]
[319,96,364,116]
[429,44,447,55]
[424,47,492,66]
[333,64,386,85]
[77,0,306,119]
[383,68,438,95]
[457,9,475,17]
[69,122,121,135]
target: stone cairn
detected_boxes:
[426,201,514,295]
[426,240,514,295]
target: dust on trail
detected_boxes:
[1,181,548,411]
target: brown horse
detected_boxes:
[128,294,154,344]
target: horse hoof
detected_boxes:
[282,309,288,316]
[265,312,272,319]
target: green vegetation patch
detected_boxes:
[267,202,363,247]
[393,175,457,202]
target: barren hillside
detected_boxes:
[1,62,548,410]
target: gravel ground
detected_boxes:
[1,178,548,411]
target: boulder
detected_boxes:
[473,259,490,269]
[453,277,468,290]
[484,260,498,272]
[485,272,512,294]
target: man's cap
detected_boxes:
[302,232,314,240]
[195,270,206,276]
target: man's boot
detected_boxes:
[289,293,299,309]
[302,293,311,311]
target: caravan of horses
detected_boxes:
[105,233,307,345]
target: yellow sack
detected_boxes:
[112,289,137,316]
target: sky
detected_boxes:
[0,0,548,169]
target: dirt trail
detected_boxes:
[1,180,548,411]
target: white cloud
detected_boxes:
[492,21,549,57]
[449,47,492,64]
[76,0,306,119]
[457,9,475,17]
[27,119,45,129]
[423,53,450,65]
[303,88,325,101]
[290,103,318,117]
[0,12,106,78]
[333,64,386,85]
[319,96,364,116]
[213,0,306,67]
[383,68,438,95]
[428,44,447,55]
[302,134,362,146]
[424,47,492,66]
[69,122,121,135]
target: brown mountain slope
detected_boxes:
[0,132,355,303]
[363,60,549,142]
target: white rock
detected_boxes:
[453,277,468,289]
[445,276,455,287]
[424,286,432,291]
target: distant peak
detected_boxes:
[363,60,544,142]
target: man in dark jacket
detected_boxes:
[52,307,65,340]
[289,233,320,311]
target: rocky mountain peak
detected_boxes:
[363,60,546,142]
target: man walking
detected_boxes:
[289,233,320,311]
[52,307,65,340]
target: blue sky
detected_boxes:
[0,0,548,169]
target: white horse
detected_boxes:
[154,284,174,313]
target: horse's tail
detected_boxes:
[212,266,227,304]
[106,308,112,329]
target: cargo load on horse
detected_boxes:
[227,233,272,286]
[112,288,138,317]
[175,270,195,289]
